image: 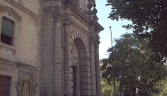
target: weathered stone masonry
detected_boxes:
[0,0,103,96]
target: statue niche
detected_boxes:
[21,80,30,96]
[18,71,33,96]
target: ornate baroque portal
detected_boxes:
[40,0,104,96]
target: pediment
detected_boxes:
[0,5,22,21]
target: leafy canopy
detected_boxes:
[107,0,167,57]
[101,79,117,96]
[101,33,167,95]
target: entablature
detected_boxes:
[63,1,103,33]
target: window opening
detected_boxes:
[0,75,11,96]
[1,17,15,45]
[72,66,77,96]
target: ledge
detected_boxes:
[0,57,36,71]
[6,0,38,19]
[0,42,16,54]
[64,1,104,32]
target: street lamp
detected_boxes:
[109,26,116,96]
[118,73,124,96]
[118,73,122,79]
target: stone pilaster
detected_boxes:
[80,56,91,96]
[42,0,62,96]
[41,9,55,96]
[53,12,62,96]
[89,29,97,96]
[64,14,72,96]
[94,34,101,96]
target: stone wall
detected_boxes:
[0,0,41,96]
[0,0,41,67]
[0,0,103,96]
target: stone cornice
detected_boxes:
[90,20,104,33]
[63,11,90,35]
[42,0,62,12]
[63,1,104,33]
[73,10,90,25]
[6,0,38,19]
[0,58,36,71]
[63,13,89,34]
[94,21,104,32]
[70,19,89,35]
[0,5,22,21]
[63,1,90,26]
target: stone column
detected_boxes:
[94,34,101,96]
[89,31,97,96]
[41,9,55,96]
[42,1,63,95]
[64,15,72,96]
[53,12,62,96]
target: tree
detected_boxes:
[101,33,167,96]
[106,0,167,57]
[154,78,167,96]
[101,78,116,96]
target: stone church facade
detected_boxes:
[0,0,103,96]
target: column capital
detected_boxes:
[89,33,95,43]
[63,14,72,26]
[94,35,100,46]
[64,19,71,26]
[54,12,63,22]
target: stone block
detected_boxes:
[81,84,91,90]
[80,78,91,84]
[81,90,91,96]
[80,72,91,78]
[80,66,90,72]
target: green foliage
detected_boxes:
[101,78,119,96]
[153,78,167,96]
[107,0,167,57]
[101,33,167,95]
[101,79,113,96]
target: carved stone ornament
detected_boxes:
[17,71,34,96]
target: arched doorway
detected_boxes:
[72,39,80,96]
[71,37,89,96]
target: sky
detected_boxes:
[96,0,132,60]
